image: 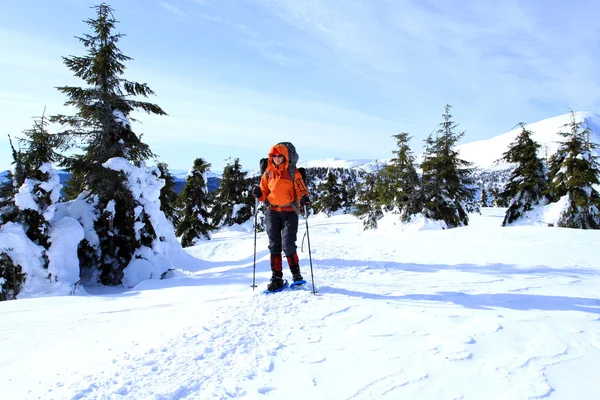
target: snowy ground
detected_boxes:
[2,208,600,400]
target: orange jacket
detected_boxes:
[258,144,309,210]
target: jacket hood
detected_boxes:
[269,144,290,159]
[268,144,290,170]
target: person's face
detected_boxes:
[272,154,285,165]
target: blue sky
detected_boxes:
[2,0,600,173]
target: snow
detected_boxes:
[2,208,600,399]
[53,191,101,250]
[102,158,201,287]
[0,222,46,291]
[113,109,131,129]
[14,178,41,212]
[456,111,600,170]
[1,158,202,296]
[47,217,84,289]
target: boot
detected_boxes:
[267,271,285,292]
[286,253,304,282]
[267,254,285,292]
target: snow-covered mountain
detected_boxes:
[456,111,600,170]
[294,111,600,177]
[298,158,379,170]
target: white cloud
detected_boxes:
[158,1,188,19]
[206,0,600,146]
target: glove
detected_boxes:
[300,194,311,207]
[252,186,262,198]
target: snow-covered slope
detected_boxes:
[456,111,600,170]
[3,209,600,399]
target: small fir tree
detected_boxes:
[157,162,180,226]
[312,170,346,216]
[12,112,64,253]
[176,158,215,246]
[500,123,548,226]
[479,187,489,207]
[548,112,600,229]
[210,158,253,227]
[419,105,476,228]
[354,170,384,229]
[490,186,508,207]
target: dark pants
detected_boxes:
[265,209,298,256]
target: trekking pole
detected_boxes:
[252,198,258,290]
[304,204,316,294]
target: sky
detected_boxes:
[2,0,600,173]
[2,207,600,399]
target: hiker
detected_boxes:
[252,143,311,292]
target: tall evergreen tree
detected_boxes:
[547,112,600,229]
[176,158,214,246]
[419,105,476,228]
[312,170,346,216]
[500,123,548,226]
[157,162,179,227]
[51,4,167,285]
[383,132,421,220]
[210,158,253,227]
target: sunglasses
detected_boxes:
[272,154,285,159]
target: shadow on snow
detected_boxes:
[320,286,600,314]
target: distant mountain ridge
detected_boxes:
[294,111,600,174]
[3,111,598,192]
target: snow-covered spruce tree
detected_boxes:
[354,168,384,229]
[11,113,64,253]
[157,162,180,227]
[210,158,253,227]
[0,114,63,299]
[382,132,421,221]
[547,112,600,229]
[51,4,167,285]
[500,123,548,226]
[176,158,215,246]
[419,105,476,228]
